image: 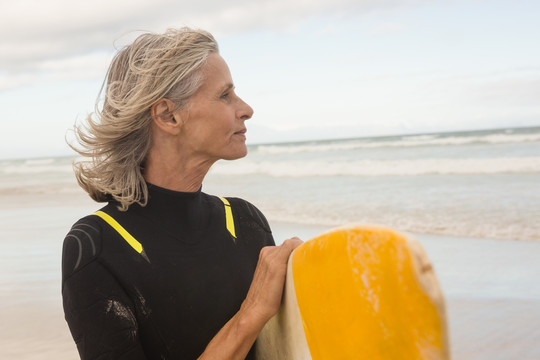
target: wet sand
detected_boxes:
[2,292,540,359]
[448,298,540,359]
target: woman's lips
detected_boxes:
[234,128,247,136]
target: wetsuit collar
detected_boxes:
[146,182,202,199]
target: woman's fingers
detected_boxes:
[279,237,303,256]
[243,237,304,324]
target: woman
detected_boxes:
[62,27,302,360]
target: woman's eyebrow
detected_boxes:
[221,83,234,92]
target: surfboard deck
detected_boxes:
[256,225,449,360]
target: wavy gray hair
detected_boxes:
[70,27,218,210]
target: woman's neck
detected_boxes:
[143,148,215,193]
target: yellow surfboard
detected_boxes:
[257,225,449,360]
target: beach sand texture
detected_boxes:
[2,191,540,360]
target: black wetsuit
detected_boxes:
[61,184,274,360]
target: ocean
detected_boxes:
[207,126,540,241]
[1,126,539,241]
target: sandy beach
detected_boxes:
[2,191,540,359]
[3,296,540,359]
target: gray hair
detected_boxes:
[70,27,218,210]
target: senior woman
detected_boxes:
[62,28,302,360]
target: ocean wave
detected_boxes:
[253,132,540,154]
[257,196,540,241]
[400,133,540,147]
[210,157,540,177]
[23,158,56,165]
[266,211,540,241]
[1,164,73,175]
[254,141,367,154]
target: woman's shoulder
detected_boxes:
[62,212,107,282]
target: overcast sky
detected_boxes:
[1,0,539,159]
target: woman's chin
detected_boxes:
[221,147,248,161]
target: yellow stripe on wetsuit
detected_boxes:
[93,210,144,254]
[219,197,237,239]
[93,197,236,259]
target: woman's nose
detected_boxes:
[238,97,254,121]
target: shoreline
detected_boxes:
[2,189,537,243]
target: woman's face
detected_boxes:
[174,53,254,162]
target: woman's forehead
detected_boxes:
[199,53,233,90]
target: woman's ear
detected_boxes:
[151,98,182,135]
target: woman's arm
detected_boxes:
[62,218,149,360]
[198,237,303,360]
[63,261,149,359]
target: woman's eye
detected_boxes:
[221,92,230,100]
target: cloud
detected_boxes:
[426,67,540,107]
[401,67,540,130]
[0,0,431,90]
[471,76,540,107]
[0,51,112,91]
[371,22,407,35]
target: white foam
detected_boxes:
[255,141,363,154]
[253,132,540,155]
[264,207,540,241]
[211,157,540,177]
[1,164,73,175]
[23,158,56,165]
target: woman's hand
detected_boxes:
[241,237,304,325]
